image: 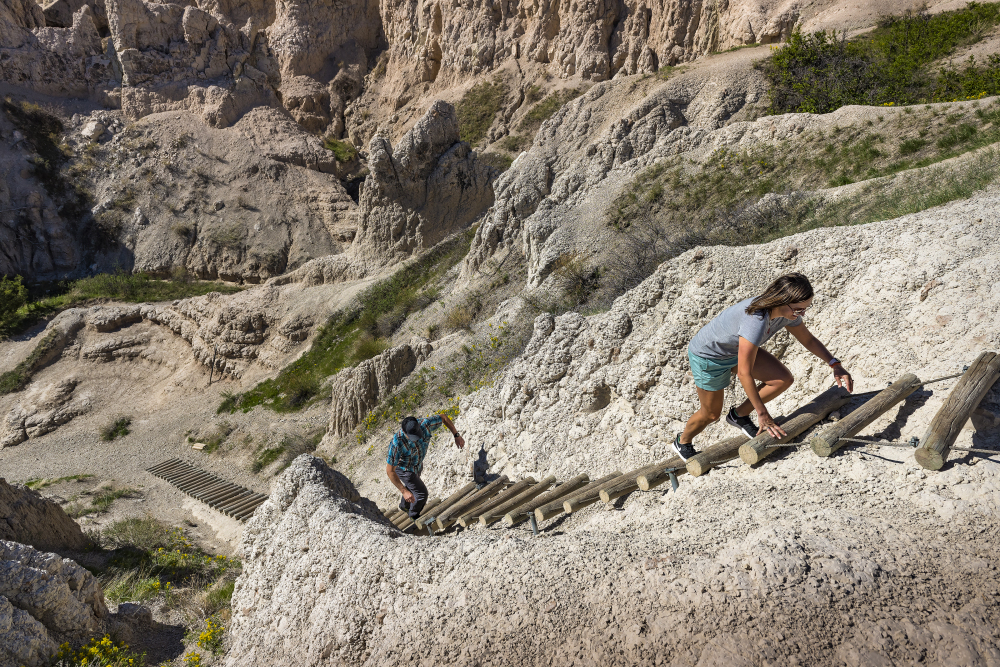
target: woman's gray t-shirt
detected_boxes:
[688,297,802,360]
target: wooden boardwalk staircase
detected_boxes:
[147,459,267,522]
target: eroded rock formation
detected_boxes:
[0,378,91,449]
[328,338,432,439]
[462,59,770,284]
[226,455,1000,666]
[0,481,90,552]
[454,206,1000,483]
[0,541,107,667]
[352,101,494,267]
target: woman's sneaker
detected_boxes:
[671,434,697,462]
[726,407,758,438]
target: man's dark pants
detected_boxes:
[396,468,428,518]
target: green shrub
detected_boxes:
[759,3,1000,114]
[217,390,240,414]
[1,270,243,340]
[323,137,358,162]
[209,224,244,249]
[251,446,284,473]
[282,373,322,409]
[499,134,526,152]
[551,252,602,307]
[101,516,173,550]
[199,422,233,453]
[100,416,132,441]
[102,567,164,602]
[24,474,93,490]
[173,222,195,240]
[68,486,139,517]
[0,368,29,394]
[92,487,137,512]
[899,137,928,155]
[478,151,514,173]
[936,122,977,149]
[457,80,507,146]
[444,304,474,331]
[354,335,389,361]
[0,328,60,395]
[204,582,235,616]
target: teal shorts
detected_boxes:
[688,349,738,391]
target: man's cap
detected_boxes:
[401,416,421,441]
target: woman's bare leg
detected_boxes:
[680,387,725,443]
[733,348,794,418]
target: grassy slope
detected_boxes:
[760,2,1000,114]
[612,97,1000,232]
[221,229,476,414]
[1,271,243,340]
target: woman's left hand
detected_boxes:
[833,364,853,392]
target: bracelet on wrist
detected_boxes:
[828,357,841,367]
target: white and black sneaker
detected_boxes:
[671,434,698,462]
[726,407,758,438]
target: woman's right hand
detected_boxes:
[757,411,787,439]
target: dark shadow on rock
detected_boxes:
[129,620,187,664]
[878,389,933,442]
[540,513,572,534]
[472,447,490,485]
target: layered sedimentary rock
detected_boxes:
[3,0,804,131]
[351,101,495,267]
[0,481,90,552]
[328,338,432,438]
[0,379,91,449]
[0,541,108,667]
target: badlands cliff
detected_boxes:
[221,192,1000,667]
[2,0,1000,665]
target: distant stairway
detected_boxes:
[147,459,267,522]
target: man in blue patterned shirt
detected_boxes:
[386,413,464,518]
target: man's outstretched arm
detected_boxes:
[386,464,414,503]
[440,414,465,449]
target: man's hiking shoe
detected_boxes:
[671,434,697,462]
[726,407,758,438]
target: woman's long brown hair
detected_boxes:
[746,273,813,316]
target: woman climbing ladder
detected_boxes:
[672,272,853,461]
